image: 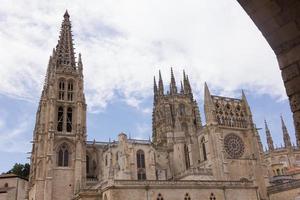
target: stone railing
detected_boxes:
[267,179,300,194]
[174,167,213,179]
[269,175,293,184]
[104,179,254,189]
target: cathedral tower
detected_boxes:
[152,69,202,176]
[29,11,87,200]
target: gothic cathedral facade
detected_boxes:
[28,12,300,200]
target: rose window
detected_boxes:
[224,134,245,159]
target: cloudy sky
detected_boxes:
[0,0,295,172]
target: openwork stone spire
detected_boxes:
[55,10,76,69]
[170,68,177,95]
[265,120,274,151]
[281,115,292,148]
[158,70,164,96]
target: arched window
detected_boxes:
[58,143,69,167]
[201,137,207,161]
[105,155,108,166]
[184,193,191,200]
[4,183,8,187]
[67,80,74,101]
[179,104,185,115]
[58,80,65,100]
[137,150,146,180]
[57,107,64,132]
[184,144,190,169]
[86,155,90,174]
[66,107,72,132]
[157,193,164,200]
[210,193,216,200]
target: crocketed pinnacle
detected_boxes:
[170,68,177,95]
[55,10,76,68]
[158,70,164,95]
[281,115,291,147]
[265,119,274,151]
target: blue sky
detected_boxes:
[0,0,296,172]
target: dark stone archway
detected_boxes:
[237,0,300,144]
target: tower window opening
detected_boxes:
[58,143,69,167]
[67,81,73,101]
[66,107,72,132]
[57,106,64,132]
[58,80,65,100]
[86,155,90,174]
[201,137,207,161]
[184,144,191,169]
[137,150,146,180]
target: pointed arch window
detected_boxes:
[157,193,164,200]
[67,80,74,101]
[201,137,207,161]
[57,106,64,132]
[184,144,190,169]
[137,150,146,180]
[58,143,69,167]
[184,193,191,200]
[66,107,72,132]
[209,193,216,200]
[58,80,65,100]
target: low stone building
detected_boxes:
[0,174,28,200]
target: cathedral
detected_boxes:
[28,12,300,200]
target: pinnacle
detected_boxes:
[64,10,70,18]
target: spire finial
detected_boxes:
[154,76,158,104]
[158,70,164,95]
[170,67,177,95]
[64,10,70,18]
[55,11,76,69]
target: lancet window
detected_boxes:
[136,150,146,180]
[58,143,69,167]
[57,106,64,132]
[58,80,65,100]
[184,144,190,169]
[67,80,74,101]
[66,107,72,132]
[201,137,207,161]
[86,155,90,174]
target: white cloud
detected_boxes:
[0,0,285,112]
[0,119,31,153]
